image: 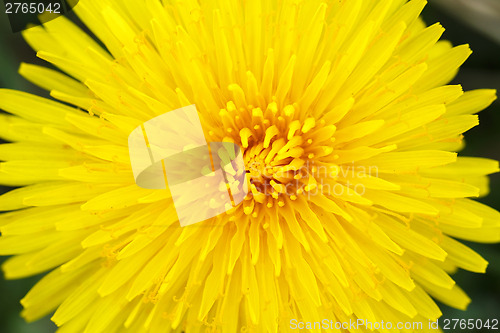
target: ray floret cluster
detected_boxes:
[0,0,499,332]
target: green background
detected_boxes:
[0,3,499,332]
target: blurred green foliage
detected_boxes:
[0,3,499,333]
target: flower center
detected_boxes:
[206,93,337,211]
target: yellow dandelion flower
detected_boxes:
[0,0,499,332]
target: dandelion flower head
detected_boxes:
[0,0,499,332]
